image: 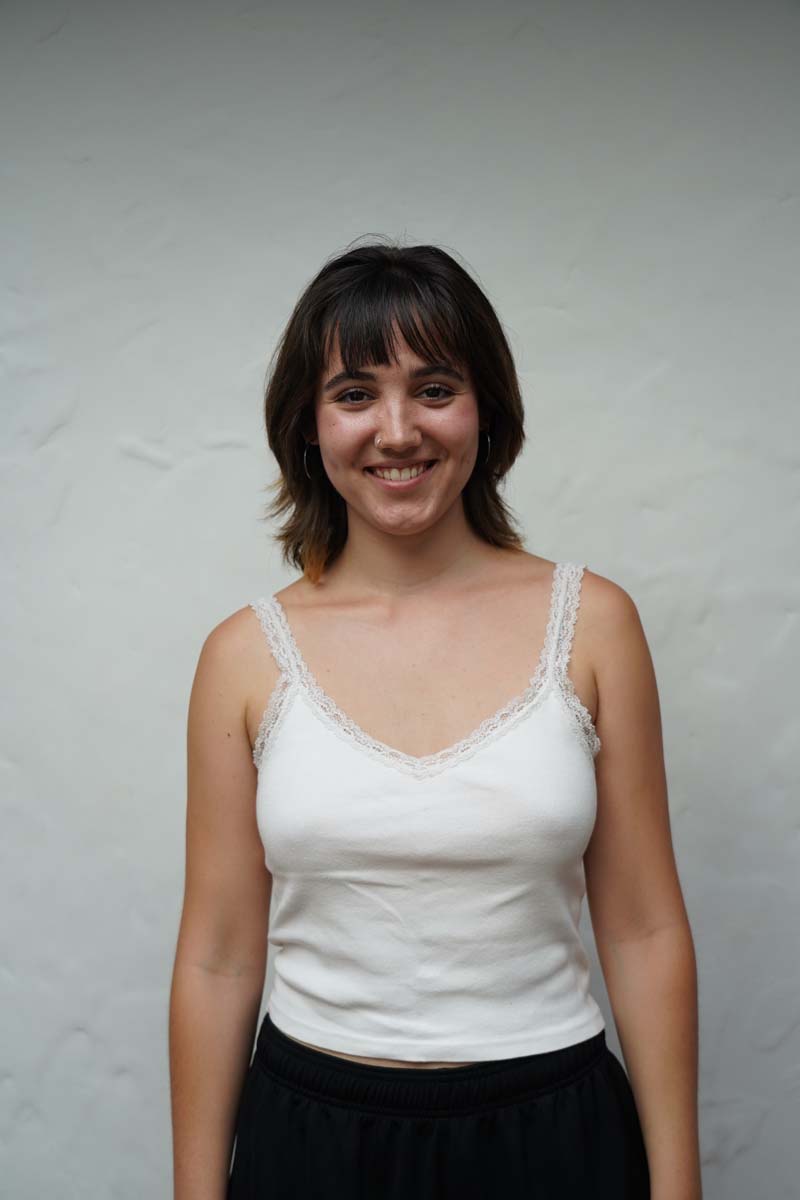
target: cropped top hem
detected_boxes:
[267,996,607,1062]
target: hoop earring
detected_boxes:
[303,442,312,479]
[484,430,491,465]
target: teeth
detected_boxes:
[372,462,430,481]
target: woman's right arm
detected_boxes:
[169,612,275,1200]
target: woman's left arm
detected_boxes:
[582,573,702,1200]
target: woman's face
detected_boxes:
[312,327,483,534]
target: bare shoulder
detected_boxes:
[578,565,641,637]
[201,602,261,653]
[578,565,650,666]
[198,602,272,679]
[196,603,283,755]
[578,566,659,731]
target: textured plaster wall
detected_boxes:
[2,0,799,1196]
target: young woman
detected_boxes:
[169,240,702,1199]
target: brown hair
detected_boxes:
[258,236,528,585]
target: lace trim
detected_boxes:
[554,564,602,759]
[260,564,561,780]
[249,562,600,775]
[248,599,294,768]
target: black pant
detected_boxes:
[228,1010,650,1198]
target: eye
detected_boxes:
[335,389,370,405]
[334,385,454,405]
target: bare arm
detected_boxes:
[169,611,275,1200]
[583,574,702,1200]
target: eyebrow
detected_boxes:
[322,362,466,393]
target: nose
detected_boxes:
[372,413,424,453]
[373,430,424,454]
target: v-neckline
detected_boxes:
[265,563,564,778]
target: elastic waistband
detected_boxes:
[254,1012,608,1117]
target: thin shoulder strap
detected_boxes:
[247,597,298,769]
[248,597,296,679]
[546,563,601,758]
[545,562,586,687]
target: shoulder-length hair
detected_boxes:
[259,237,528,585]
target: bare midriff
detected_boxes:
[281,1029,476,1069]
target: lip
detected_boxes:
[363,460,438,490]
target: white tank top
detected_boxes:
[248,561,605,1061]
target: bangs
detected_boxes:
[319,274,468,380]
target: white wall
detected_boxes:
[2,0,798,1195]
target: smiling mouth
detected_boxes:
[364,456,434,475]
[364,460,438,482]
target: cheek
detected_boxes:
[320,421,362,462]
[431,407,480,446]
[447,421,481,464]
